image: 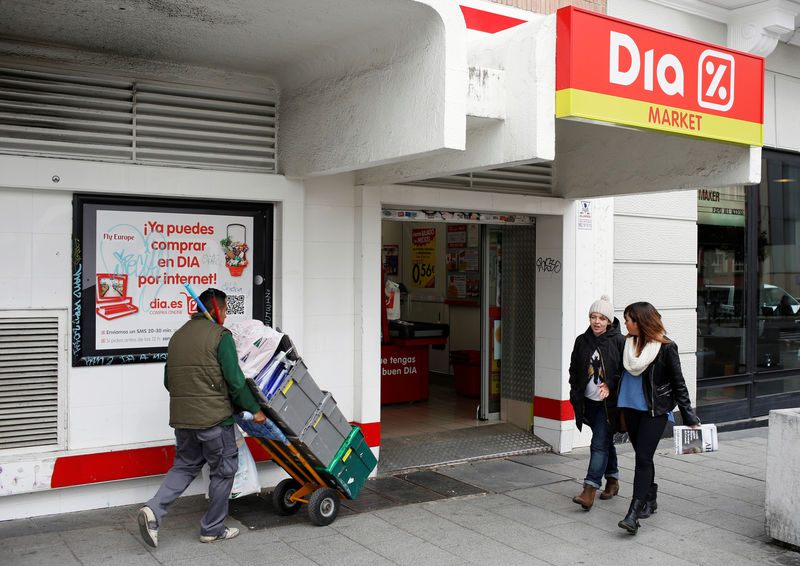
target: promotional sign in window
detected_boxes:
[72,195,273,366]
[411,227,436,289]
[556,6,764,146]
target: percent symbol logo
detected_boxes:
[698,49,735,111]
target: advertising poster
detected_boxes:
[447,224,467,248]
[411,227,436,288]
[73,196,273,366]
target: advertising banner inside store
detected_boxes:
[556,6,764,146]
[72,195,273,366]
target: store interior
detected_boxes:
[379,217,521,471]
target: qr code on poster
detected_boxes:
[226,294,245,315]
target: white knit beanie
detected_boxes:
[589,294,615,322]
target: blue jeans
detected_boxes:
[583,399,618,489]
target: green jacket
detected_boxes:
[164,313,260,428]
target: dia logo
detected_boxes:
[698,50,735,111]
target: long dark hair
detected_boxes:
[623,302,671,355]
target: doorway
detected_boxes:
[379,215,546,472]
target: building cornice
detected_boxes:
[648,0,800,56]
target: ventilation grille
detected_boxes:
[0,316,60,450]
[405,162,554,195]
[0,67,276,172]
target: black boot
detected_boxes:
[618,499,646,534]
[639,483,658,518]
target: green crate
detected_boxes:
[316,426,377,499]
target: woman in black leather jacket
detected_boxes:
[617,302,701,535]
[568,295,626,511]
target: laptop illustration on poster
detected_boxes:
[96,273,139,320]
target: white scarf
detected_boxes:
[623,336,661,376]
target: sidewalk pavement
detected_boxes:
[1,427,798,566]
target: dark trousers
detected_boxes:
[622,408,667,500]
[146,424,238,537]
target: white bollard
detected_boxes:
[765,408,800,547]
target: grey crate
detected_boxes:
[291,391,352,468]
[262,359,325,436]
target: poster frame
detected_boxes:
[71,194,273,367]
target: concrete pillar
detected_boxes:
[765,408,800,547]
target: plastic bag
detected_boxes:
[230,426,261,498]
[385,279,400,320]
[229,319,284,379]
[201,425,261,499]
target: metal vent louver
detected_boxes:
[0,316,60,450]
[0,67,276,172]
[405,162,554,195]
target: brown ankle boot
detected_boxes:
[572,485,596,510]
[599,477,619,500]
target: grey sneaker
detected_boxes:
[200,526,239,543]
[137,506,158,548]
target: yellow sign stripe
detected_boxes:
[556,88,762,147]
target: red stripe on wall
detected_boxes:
[533,396,575,421]
[353,421,381,447]
[49,421,382,488]
[460,5,527,34]
[51,445,176,488]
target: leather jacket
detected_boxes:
[568,318,626,432]
[636,339,701,426]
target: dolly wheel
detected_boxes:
[272,478,302,515]
[308,487,340,526]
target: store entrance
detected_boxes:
[379,215,543,473]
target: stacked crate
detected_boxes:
[243,333,376,494]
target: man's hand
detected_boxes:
[597,383,610,400]
[253,410,267,425]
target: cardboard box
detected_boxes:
[673,423,718,454]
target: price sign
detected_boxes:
[411,228,436,288]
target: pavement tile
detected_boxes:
[378,541,465,566]
[262,521,337,543]
[329,513,403,542]
[631,524,772,566]
[595,539,698,566]
[689,508,768,539]
[398,470,486,497]
[422,497,509,528]
[434,459,573,492]
[641,508,718,536]
[365,475,446,504]
[694,492,767,521]
[215,535,308,566]
[0,530,63,551]
[2,544,83,565]
[540,520,625,553]
[690,526,794,562]
[0,518,38,540]
[286,532,394,566]
[477,519,565,552]
[62,524,155,564]
[528,541,596,565]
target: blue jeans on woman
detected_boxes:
[583,399,619,488]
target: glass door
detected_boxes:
[480,227,502,419]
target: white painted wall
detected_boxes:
[279,1,467,178]
[358,13,556,185]
[613,190,699,403]
[301,173,358,421]
[0,154,305,519]
[548,199,616,452]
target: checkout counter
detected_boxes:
[381,320,449,404]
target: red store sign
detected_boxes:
[556,6,764,146]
